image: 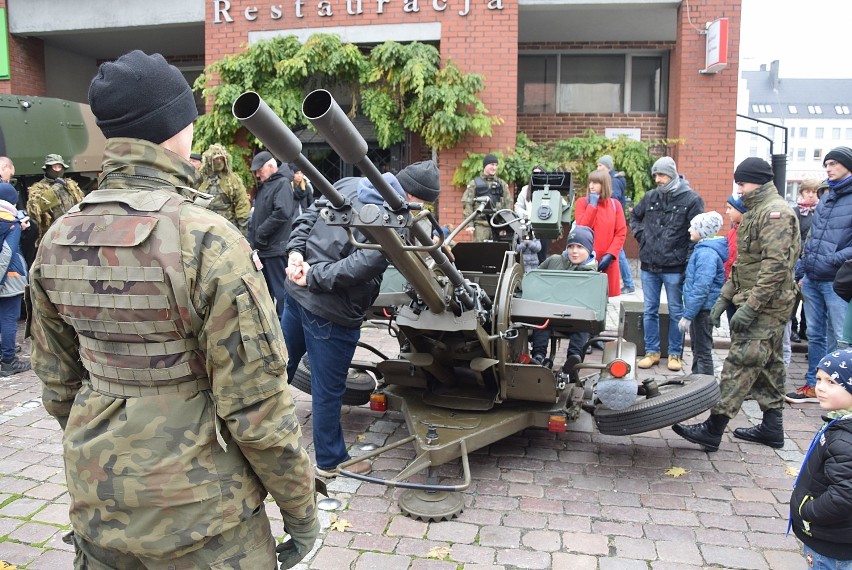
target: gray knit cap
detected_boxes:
[690,211,723,239]
[651,156,678,180]
[397,160,440,202]
[597,155,614,170]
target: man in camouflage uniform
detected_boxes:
[196,143,251,235]
[461,153,513,242]
[29,50,318,569]
[673,158,799,452]
[26,154,84,246]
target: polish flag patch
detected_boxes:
[769,211,781,219]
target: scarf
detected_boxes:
[827,174,852,188]
[796,196,817,216]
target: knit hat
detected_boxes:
[357,173,406,205]
[482,153,499,168]
[566,225,595,255]
[818,348,852,395]
[734,157,774,185]
[0,183,17,205]
[88,50,198,144]
[397,160,440,202]
[823,146,852,172]
[726,194,747,214]
[250,151,274,171]
[651,156,678,180]
[597,155,614,170]
[690,211,724,239]
[43,154,69,170]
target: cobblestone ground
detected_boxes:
[0,292,823,569]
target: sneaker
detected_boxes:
[790,331,801,343]
[531,353,545,366]
[621,286,635,295]
[667,355,683,372]
[637,353,661,369]
[785,385,818,404]
[315,459,372,479]
[1,357,31,377]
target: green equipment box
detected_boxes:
[620,300,671,358]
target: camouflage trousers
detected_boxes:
[67,505,277,569]
[712,316,787,419]
[472,223,492,243]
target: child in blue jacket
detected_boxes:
[0,182,30,376]
[678,212,727,376]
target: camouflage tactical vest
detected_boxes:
[198,174,236,224]
[37,188,208,397]
[27,178,84,240]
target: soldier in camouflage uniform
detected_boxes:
[29,50,318,570]
[26,154,84,247]
[196,143,251,235]
[461,153,513,242]
[673,158,799,452]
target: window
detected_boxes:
[518,53,666,114]
[835,105,850,115]
[816,127,824,139]
[788,105,798,114]
[750,126,758,140]
[749,146,758,157]
[847,128,852,138]
[813,149,823,160]
[800,127,808,137]
[797,148,806,161]
[807,105,823,114]
[833,128,842,139]
[752,104,772,113]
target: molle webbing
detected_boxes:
[64,317,179,335]
[88,377,211,398]
[46,290,170,310]
[78,335,199,358]
[41,264,164,282]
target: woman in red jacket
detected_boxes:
[574,170,627,297]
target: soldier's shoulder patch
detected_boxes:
[769,211,781,219]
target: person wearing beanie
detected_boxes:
[631,156,704,372]
[790,179,821,343]
[26,153,84,247]
[0,182,30,377]
[678,211,727,376]
[28,50,318,569]
[530,225,598,370]
[462,152,513,242]
[196,143,251,236]
[789,347,852,566]
[674,157,798,453]
[733,156,775,186]
[790,147,852,403]
[596,155,634,293]
[397,160,441,203]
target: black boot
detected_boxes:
[672,414,729,452]
[733,408,784,449]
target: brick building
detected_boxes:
[1,0,741,224]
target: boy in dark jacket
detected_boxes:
[789,347,852,566]
[678,212,726,376]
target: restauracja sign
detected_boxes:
[213,0,504,21]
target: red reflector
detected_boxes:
[548,415,567,432]
[609,359,630,378]
[370,393,387,411]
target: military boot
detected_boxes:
[733,408,784,449]
[672,414,729,452]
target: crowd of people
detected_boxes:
[0,47,849,567]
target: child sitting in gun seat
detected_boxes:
[530,225,598,373]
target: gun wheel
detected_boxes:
[291,355,375,406]
[398,489,465,522]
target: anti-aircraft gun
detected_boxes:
[233,90,720,521]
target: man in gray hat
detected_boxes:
[26,153,84,246]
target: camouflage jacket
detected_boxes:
[462,175,513,224]
[27,176,84,244]
[197,145,251,235]
[721,182,799,322]
[30,138,316,558]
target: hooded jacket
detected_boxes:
[682,236,728,319]
[630,175,704,273]
[790,414,852,560]
[801,175,852,282]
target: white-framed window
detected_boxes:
[788,105,798,114]
[833,128,842,138]
[797,148,806,161]
[816,127,824,139]
[807,105,823,114]
[752,104,772,113]
[835,105,850,115]
[800,127,808,137]
[847,128,852,138]
[518,52,667,114]
[749,146,758,157]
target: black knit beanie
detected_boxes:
[734,157,774,185]
[823,147,852,172]
[88,50,198,144]
[397,160,440,202]
[482,153,499,168]
[566,225,595,256]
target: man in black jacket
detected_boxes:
[630,156,704,372]
[250,150,297,320]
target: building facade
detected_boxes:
[1,0,742,224]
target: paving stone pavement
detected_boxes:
[0,293,825,569]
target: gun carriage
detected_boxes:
[233,90,720,521]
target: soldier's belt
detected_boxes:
[87,376,211,398]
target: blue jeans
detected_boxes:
[803,545,852,569]
[0,295,21,362]
[260,255,288,322]
[618,249,635,289]
[281,296,360,471]
[641,270,684,356]
[802,276,849,386]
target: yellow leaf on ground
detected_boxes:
[356,434,367,441]
[329,514,353,532]
[786,465,799,477]
[665,466,688,478]
[0,561,18,570]
[427,546,452,559]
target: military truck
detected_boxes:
[234,89,721,522]
[0,94,106,265]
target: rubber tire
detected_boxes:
[290,355,375,406]
[594,374,720,436]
